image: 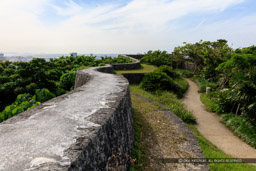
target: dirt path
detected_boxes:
[182,79,256,158]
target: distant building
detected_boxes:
[71,52,77,57]
[0,53,4,58]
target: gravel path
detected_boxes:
[182,79,256,159]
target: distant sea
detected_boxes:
[4,53,118,58]
[2,53,119,62]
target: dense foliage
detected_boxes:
[139,65,188,98]
[175,40,256,126]
[0,55,133,122]
[174,39,232,79]
[140,71,180,92]
[140,50,172,67]
[176,69,194,78]
[173,40,256,147]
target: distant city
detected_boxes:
[0,53,118,62]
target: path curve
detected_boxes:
[182,79,256,158]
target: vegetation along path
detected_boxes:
[182,79,256,159]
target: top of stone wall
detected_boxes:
[0,66,129,170]
[112,55,141,70]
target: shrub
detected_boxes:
[155,65,180,79]
[54,88,67,96]
[140,71,181,93]
[60,70,76,91]
[11,107,24,116]
[193,76,217,93]
[35,88,56,103]
[176,69,194,78]
[173,78,189,98]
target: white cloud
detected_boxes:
[187,14,256,48]
[0,0,252,54]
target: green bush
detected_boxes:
[176,69,194,78]
[173,78,189,98]
[54,88,67,96]
[193,76,217,93]
[141,50,171,66]
[140,71,181,93]
[155,65,180,79]
[60,70,76,91]
[35,88,56,103]
[11,107,24,116]
[0,93,41,122]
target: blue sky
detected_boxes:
[0,0,255,54]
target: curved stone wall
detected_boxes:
[0,66,134,170]
[112,55,141,70]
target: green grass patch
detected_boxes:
[200,93,256,149]
[200,93,217,112]
[130,85,196,124]
[174,77,189,98]
[130,107,152,170]
[221,114,256,148]
[192,75,217,93]
[116,64,157,74]
[176,69,194,78]
[188,124,256,171]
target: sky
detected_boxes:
[0,0,256,54]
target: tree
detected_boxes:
[173,39,233,79]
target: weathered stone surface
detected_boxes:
[0,66,134,170]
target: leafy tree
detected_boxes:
[0,54,135,120]
[174,39,232,79]
[216,52,256,119]
[141,50,171,67]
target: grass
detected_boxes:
[175,69,194,78]
[115,64,157,74]
[200,93,256,149]
[192,75,217,93]
[200,93,217,112]
[188,124,256,171]
[221,114,256,148]
[173,77,189,98]
[130,85,196,124]
[130,97,160,170]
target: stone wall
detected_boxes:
[112,55,141,70]
[0,66,134,170]
[182,62,196,72]
[121,73,145,84]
